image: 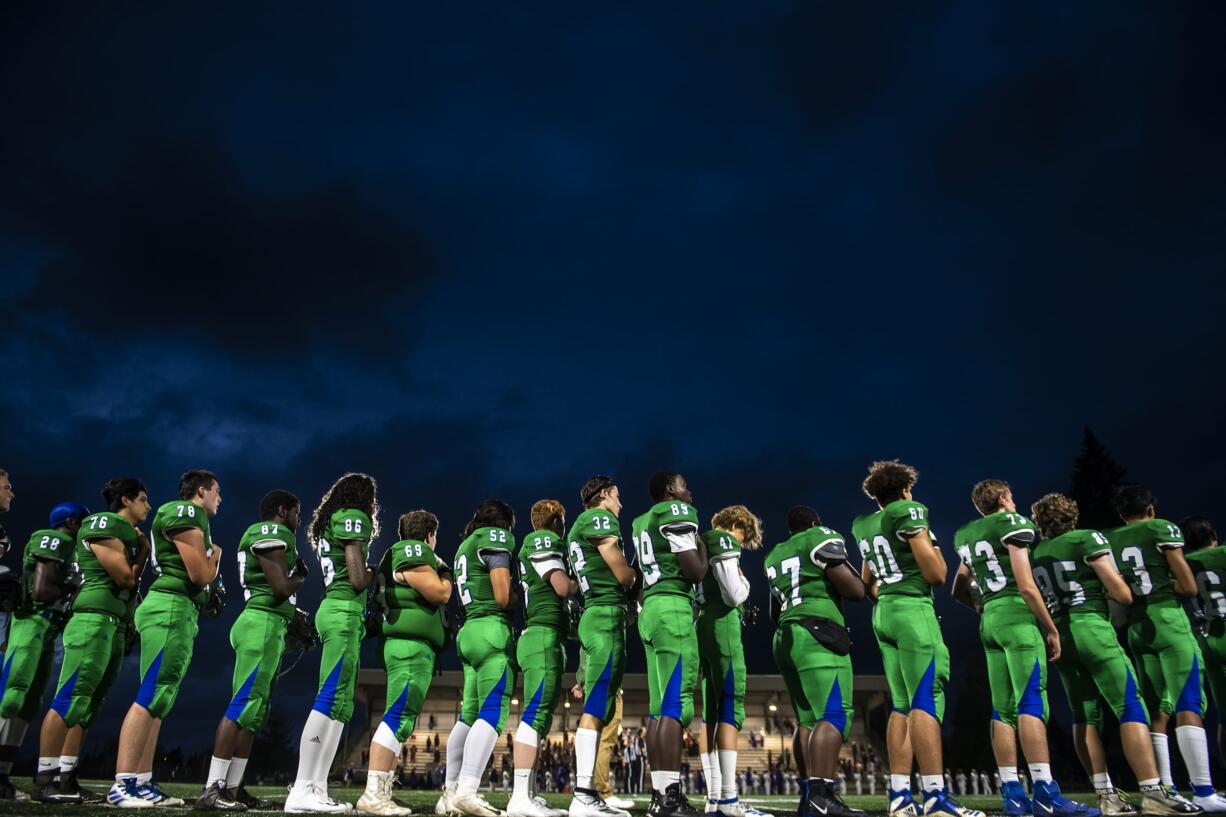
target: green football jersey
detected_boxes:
[632,500,701,601]
[763,526,846,625]
[149,500,214,607]
[517,530,568,631]
[237,520,298,618]
[1186,547,1226,621]
[851,500,934,598]
[21,528,73,616]
[319,508,374,602]
[378,539,447,650]
[698,529,742,614]
[1106,518,1186,609]
[953,512,1038,606]
[454,526,515,621]
[566,507,627,607]
[1031,529,1113,616]
[75,512,143,618]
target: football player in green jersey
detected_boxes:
[0,501,88,799]
[197,489,307,812]
[443,499,518,817]
[0,470,13,682]
[1030,493,1199,816]
[851,461,978,817]
[508,499,574,817]
[696,505,767,817]
[35,478,150,805]
[287,472,379,814]
[1107,485,1225,811]
[111,468,223,808]
[767,506,866,817]
[952,480,1094,817]
[1182,518,1226,766]
[633,470,706,817]
[567,475,636,817]
[358,510,452,817]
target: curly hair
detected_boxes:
[971,479,1011,516]
[531,499,566,532]
[309,472,380,550]
[1031,493,1078,539]
[711,505,764,550]
[862,460,918,505]
[462,499,516,540]
[399,510,439,542]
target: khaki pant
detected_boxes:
[594,692,623,798]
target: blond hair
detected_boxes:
[1031,493,1079,539]
[711,505,764,550]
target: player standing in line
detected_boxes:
[1030,493,1199,816]
[286,472,379,814]
[34,478,150,804]
[1182,517,1226,764]
[566,476,636,817]
[0,502,88,798]
[851,460,980,817]
[695,505,768,817]
[633,471,706,817]
[507,500,572,817]
[766,506,867,817]
[111,468,224,808]
[951,480,1095,817]
[441,499,518,817]
[197,490,308,811]
[358,510,452,816]
[1107,486,1226,811]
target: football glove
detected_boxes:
[742,602,760,626]
[0,569,22,613]
[812,538,848,569]
[436,557,454,584]
[201,577,226,619]
[62,567,86,596]
[364,591,384,640]
[124,619,140,656]
[286,607,319,652]
[292,558,309,580]
[566,597,583,640]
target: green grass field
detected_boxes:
[0,783,1099,816]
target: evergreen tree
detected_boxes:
[1068,427,1128,530]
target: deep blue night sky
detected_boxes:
[2,2,1224,761]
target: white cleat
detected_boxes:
[437,785,458,816]
[533,796,570,817]
[357,773,412,816]
[452,792,505,817]
[508,795,556,817]
[1195,794,1226,813]
[107,779,154,809]
[285,782,353,813]
[569,791,630,817]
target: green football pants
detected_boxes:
[872,596,950,721]
[134,590,200,718]
[578,605,627,724]
[981,596,1048,727]
[773,621,853,736]
[639,594,699,727]
[516,625,565,736]
[697,607,746,729]
[1128,604,1206,717]
[313,598,363,723]
[225,607,288,732]
[1198,620,1226,718]
[49,611,124,728]
[458,616,515,733]
[382,637,436,741]
[1055,612,1150,729]
[0,613,60,721]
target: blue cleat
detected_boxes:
[922,789,986,817]
[1033,781,1100,817]
[889,789,919,817]
[1002,780,1033,816]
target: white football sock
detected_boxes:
[1151,733,1174,788]
[208,756,231,787]
[921,775,944,793]
[136,772,152,785]
[1092,772,1112,792]
[1176,725,1214,792]
[1139,778,1161,788]
[316,718,344,788]
[575,728,598,790]
[458,720,498,796]
[1029,764,1052,784]
[365,769,390,800]
[226,756,248,789]
[890,774,911,791]
[653,770,680,792]
[700,751,719,799]
[38,757,58,774]
[719,750,737,801]
[514,769,532,800]
[446,721,471,787]
[999,767,1019,783]
[60,755,79,773]
[294,709,332,788]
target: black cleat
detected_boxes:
[232,785,273,810]
[652,783,704,817]
[807,780,866,817]
[195,781,248,811]
[31,771,83,804]
[60,768,105,803]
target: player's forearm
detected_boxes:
[343,543,372,591]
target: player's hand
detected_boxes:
[1044,629,1061,662]
[570,684,583,701]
